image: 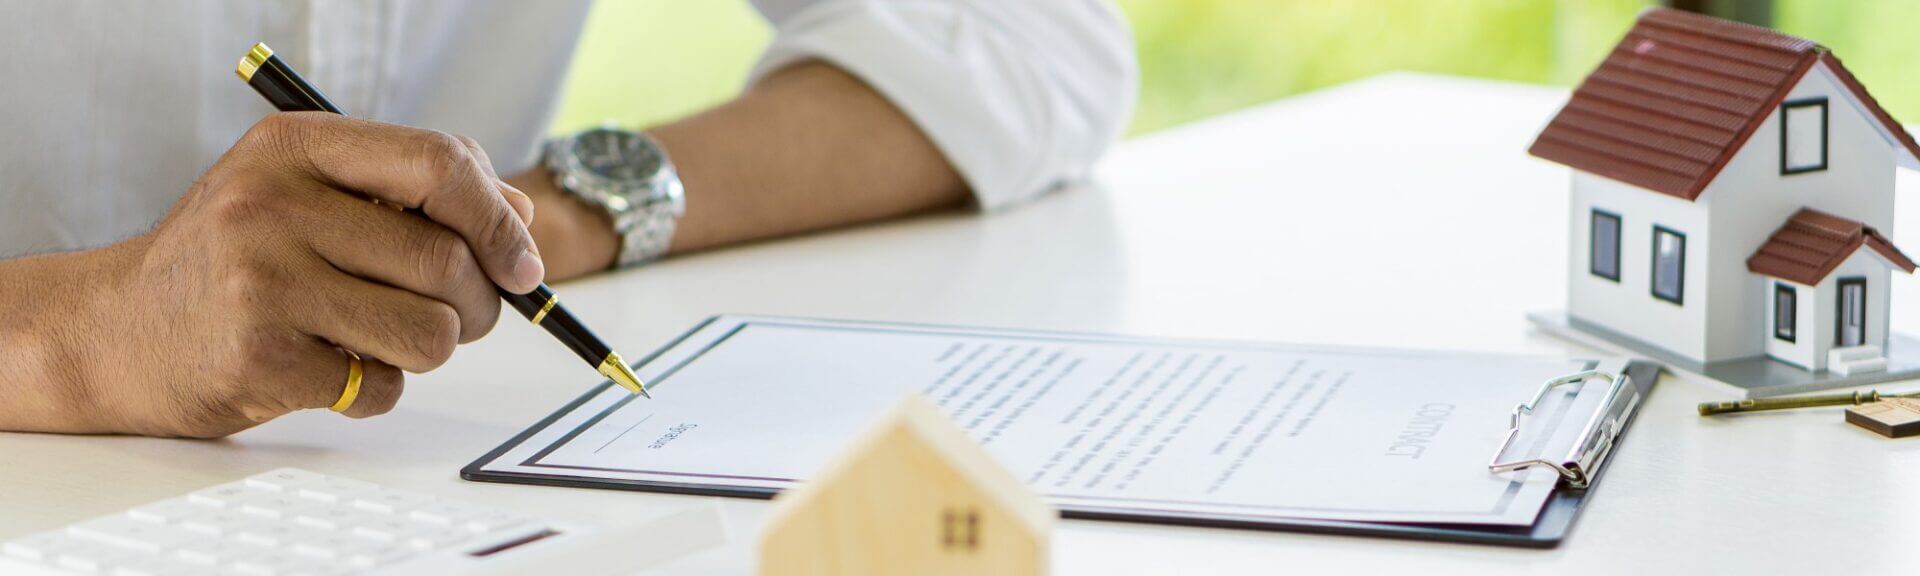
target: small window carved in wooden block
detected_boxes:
[941,507,980,552]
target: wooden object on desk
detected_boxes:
[758,394,1053,576]
[1846,398,1920,438]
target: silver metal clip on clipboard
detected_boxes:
[1487,369,1639,489]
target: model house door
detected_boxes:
[1838,278,1866,348]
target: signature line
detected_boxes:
[595,413,656,454]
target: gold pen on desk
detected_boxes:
[235,42,651,397]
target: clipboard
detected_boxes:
[464,316,1661,548]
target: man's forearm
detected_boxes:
[520,60,969,279]
[659,60,968,252]
[0,246,127,433]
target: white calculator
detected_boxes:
[0,468,724,576]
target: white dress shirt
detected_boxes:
[0,0,1135,257]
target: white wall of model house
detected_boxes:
[1762,250,1893,370]
[1700,64,1897,362]
[1567,62,1901,365]
[1568,173,1710,360]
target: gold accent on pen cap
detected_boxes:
[597,353,651,398]
[235,42,275,82]
[529,294,558,325]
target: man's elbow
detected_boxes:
[1064,0,1140,157]
[985,0,1138,208]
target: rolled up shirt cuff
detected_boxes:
[748,0,1136,210]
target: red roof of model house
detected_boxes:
[1748,208,1916,285]
[1529,7,1920,200]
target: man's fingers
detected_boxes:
[304,187,501,343]
[336,355,405,419]
[244,112,544,292]
[283,267,465,374]
[455,134,534,227]
[501,182,535,227]
[235,340,403,421]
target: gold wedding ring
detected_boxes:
[330,350,363,413]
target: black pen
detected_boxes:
[235,42,650,398]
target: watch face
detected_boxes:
[571,127,663,183]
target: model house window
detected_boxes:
[1590,210,1621,281]
[1773,283,1796,342]
[1781,98,1828,174]
[1651,226,1685,304]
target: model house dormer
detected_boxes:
[1530,7,1920,375]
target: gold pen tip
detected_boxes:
[598,353,651,398]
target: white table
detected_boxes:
[5,73,1918,575]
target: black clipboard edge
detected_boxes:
[463,318,1659,549]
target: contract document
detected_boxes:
[471,316,1633,528]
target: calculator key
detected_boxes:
[228,549,304,575]
[351,515,433,543]
[68,515,194,552]
[55,545,142,573]
[180,509,252,536]
[293,477,379,504]
[237,493,308,519]
[290,531,375,560]
[173,538,254,565]
[126,497,208,525]
[345,543,413,569]
[3,530,84,561]
[404,527,473,551]
[291,506,377,533]
[244,468,326,492]
[282,566,357,576]
[233,518,312,548]
[110,556,206,576]
[351,489,434,514]
[464,511,532,534]
[406,500,488,526]
[188,483,254,508]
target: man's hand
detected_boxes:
[50,113,538,437]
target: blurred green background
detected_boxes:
[551,0,1920,138]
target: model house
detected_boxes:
[759,395,1052,576]
[1531,7,1920,374]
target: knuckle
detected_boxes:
[413,130,473,181]
[222,260,285,303]
[240,113,307,155]
[245,112,297,140]
[459,292,501,343]
[478,204,526,256]
[399,304,461,370]
[352,370,405,418]
[205,185,275,229]
[234,335,286,372]
[417,230,474,285]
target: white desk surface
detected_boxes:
[6,73,1919,575]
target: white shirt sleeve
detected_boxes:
[748,0,1138,210]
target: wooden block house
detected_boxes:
[759,395,1053,576]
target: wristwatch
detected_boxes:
[543,126,686,268]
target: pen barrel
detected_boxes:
[503,284,612,366]
[245,54,345,114]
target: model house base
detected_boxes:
[1529,310,1920,399]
